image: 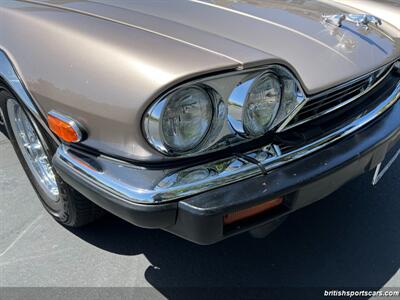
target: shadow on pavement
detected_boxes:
[67,163,400,299]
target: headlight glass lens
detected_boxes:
[160,87,213,152]
[243,73,282,137]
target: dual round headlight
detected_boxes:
[227,72,283,139]
[143,67,302,156]
[144,86,217,154]
[161,87,213,151]
[242,73,282,137]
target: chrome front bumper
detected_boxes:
[53,80,400,205]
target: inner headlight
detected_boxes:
[243,73,282,137]
[161,87,213,152]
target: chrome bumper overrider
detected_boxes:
[54,81,400,204]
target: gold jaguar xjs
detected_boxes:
[0,0,399,244]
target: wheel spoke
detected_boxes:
[7,99,59,201]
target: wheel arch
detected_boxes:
[0,48,59,144]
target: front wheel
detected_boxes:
[1,88,104,227]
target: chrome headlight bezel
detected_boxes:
[142,65,306,157]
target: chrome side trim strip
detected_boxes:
[282,63,395,131]
[0,50,59,143]
[54,81,400,204]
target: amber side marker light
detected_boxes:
[223,197,284,225]
[47,111,84,143]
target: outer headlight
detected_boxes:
[243,73,282,137]
[161,87,213,151]
[144,85,223,155]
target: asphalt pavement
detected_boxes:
[0,132,399,299]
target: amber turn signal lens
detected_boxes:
[224,197,283,225]
[47,111,83,143]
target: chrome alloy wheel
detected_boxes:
[7,99,60,202]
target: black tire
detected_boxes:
[0,86,104,227]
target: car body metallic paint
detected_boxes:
[0,0,399,161]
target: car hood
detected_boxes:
[29,0,400,94]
